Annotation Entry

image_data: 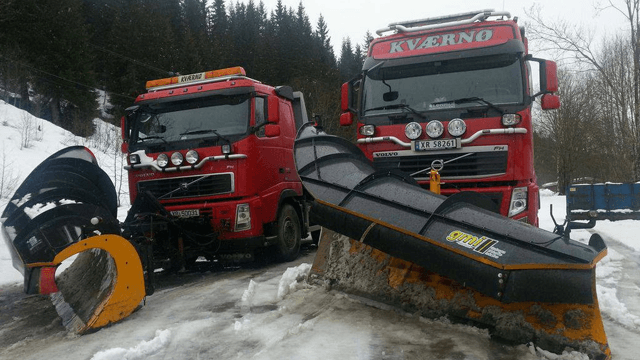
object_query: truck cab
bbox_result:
[121,67,313,268]
[340,10,560,226]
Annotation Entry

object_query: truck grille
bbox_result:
[373,151,508,179]
[137,173,233,200]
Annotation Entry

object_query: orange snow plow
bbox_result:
[295,124,610,359]
[0,147,146,333]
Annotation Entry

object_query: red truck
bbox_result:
[339,10,559,225]
[121,66,316,269]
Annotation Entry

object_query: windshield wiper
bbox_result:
[138,135,167,144]
[180,129,230,144]
[364,103,426,119]
[180,129,218,136]
[431,97,504,115]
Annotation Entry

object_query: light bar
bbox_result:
[146,66,247,89]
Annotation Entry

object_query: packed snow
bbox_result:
[1,101,639,359]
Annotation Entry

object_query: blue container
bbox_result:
[566,183,640,220]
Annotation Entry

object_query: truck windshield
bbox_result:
[362,54,523,121]
[130,93,251,150]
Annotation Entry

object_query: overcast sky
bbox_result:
[258,0,628,59]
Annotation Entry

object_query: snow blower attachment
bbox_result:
[0,147,145,334]
[294,124,610,359]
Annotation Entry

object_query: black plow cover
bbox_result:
[1,146,120,292]
[294,123,607,305]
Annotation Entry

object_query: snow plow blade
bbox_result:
[0,147,145,334]
[294,124,610,359]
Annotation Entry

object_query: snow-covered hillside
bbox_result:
[1,102,639,359]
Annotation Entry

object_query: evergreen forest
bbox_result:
[0,0,369,139]
[7,0,640,188]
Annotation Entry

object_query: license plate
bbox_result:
[171,209,200,218]
[413,138,459,151]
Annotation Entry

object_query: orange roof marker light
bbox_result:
[145,66,247,90]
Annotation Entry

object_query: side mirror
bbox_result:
[268,96,280,124]
[341,82,351,111]
[340,112,354,126]
[341,76,360,113]
[541,94,560,110]
[120,115,129,154]
[121,116,128,141]
[542,60,558,93]
[265,124,280,137]
[527,56,559,96]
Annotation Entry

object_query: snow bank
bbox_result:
[594,248,640,330]
[277,263,311,300]
[90,329,171,360]
[597,285,640,329]
[239,263,312,308]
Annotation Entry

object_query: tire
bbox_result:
[274,204,301,262]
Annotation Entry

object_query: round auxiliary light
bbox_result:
[448,118,467,137]
[171,152,184,166]
[185,150,199,164]
[426,120,444,138]
[404,122,422,140]
[157,153,169,168]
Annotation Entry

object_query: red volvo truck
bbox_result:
[339,10,559,225]
[121,66,316,269]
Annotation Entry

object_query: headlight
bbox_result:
[171,152,184,166]
[447,118,466,137]
[508,187,528,217]
[185,150,199,164]
[404,122,422,140]
[235,203,251,231]
[425,120,444,138]
[360,125,376,136]
[157,153,169,168]
[502,114,522,126]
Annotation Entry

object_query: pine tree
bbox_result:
[103,0,176,115]
[363,31,374,52]
[206,0,229,69]
[10,0,98,132]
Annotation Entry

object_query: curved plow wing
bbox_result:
[1,147,145,333]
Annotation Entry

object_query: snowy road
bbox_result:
[0,242,548,360]
[1,206,640,359]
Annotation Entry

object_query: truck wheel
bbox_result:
[274,204,301,262]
